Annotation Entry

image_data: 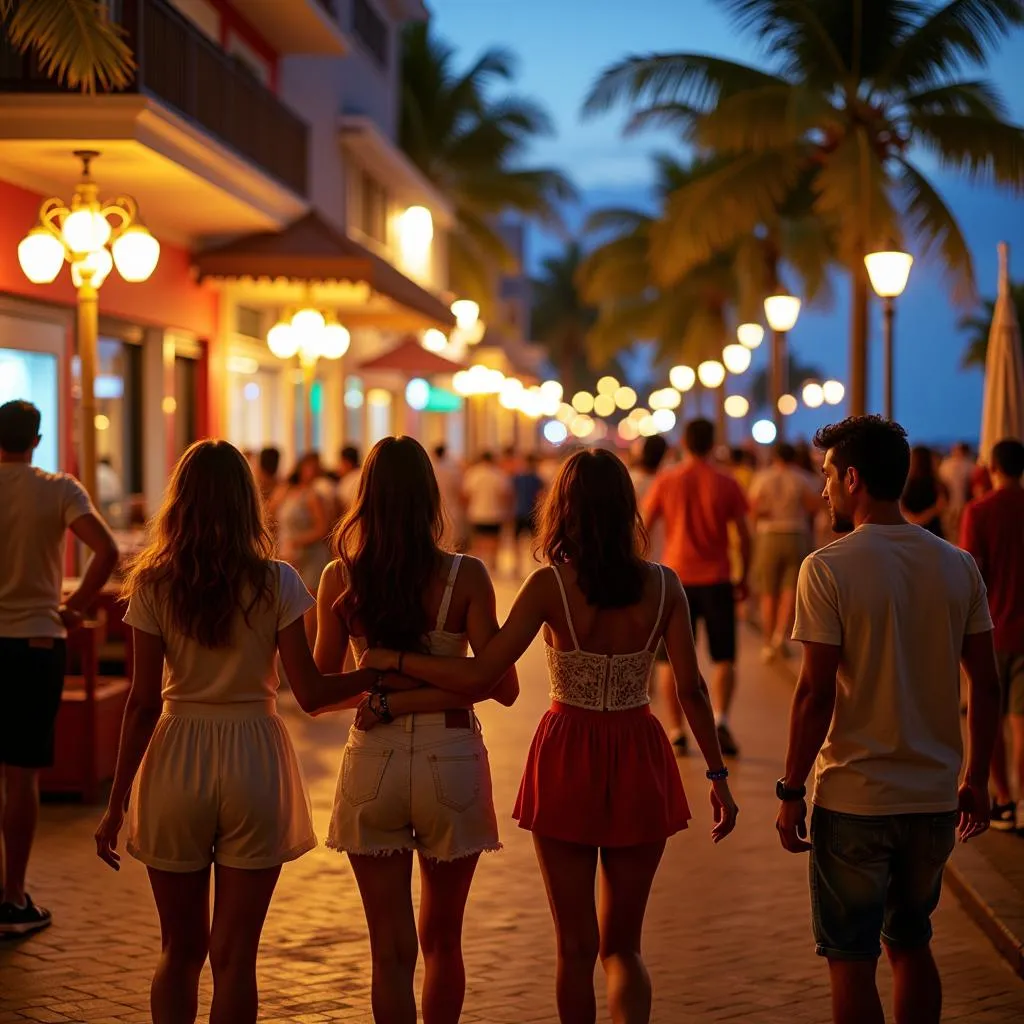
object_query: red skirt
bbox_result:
[513,702,691,847]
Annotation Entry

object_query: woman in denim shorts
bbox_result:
[313,437,518,1023]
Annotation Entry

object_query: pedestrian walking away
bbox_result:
[93,439,384,1024]
[777,416,1002,1024]
[0,400,119,937]
[644,418,751,757]
[462,450,513,573]
[361,447,738,1024]
[313,435,518,1024]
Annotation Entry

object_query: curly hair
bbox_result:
[537,448,649,608]
[331,436,445,652]
[122,440,275,648]
[813,416,910,501]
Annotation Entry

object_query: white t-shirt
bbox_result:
[123,560,314,703]
[463,463,511,525]
[0,463,96,638]
[749,464,819,533]
[793,524,993,815]
[631,468,665,560]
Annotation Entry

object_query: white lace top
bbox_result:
[545,564,667,712]
[348,554,470,663]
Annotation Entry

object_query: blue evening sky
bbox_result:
[429,0,1024,446]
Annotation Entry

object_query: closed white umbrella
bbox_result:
[979,242,1024,465]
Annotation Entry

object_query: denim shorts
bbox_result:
[809,805,958,961]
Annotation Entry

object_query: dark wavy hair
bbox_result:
[331,436,445,651]
[813,416,910,501]
[122,440,274,648]
[538,448,649,609]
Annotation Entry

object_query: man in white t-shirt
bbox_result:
[775,416,1000,1024]
[462,451,511,572]
[0,401,119,936]
[748,442,821,662]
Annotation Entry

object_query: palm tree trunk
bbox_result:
[715,386,727,448]
[849,259,870,416]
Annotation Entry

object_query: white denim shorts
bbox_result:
[326,709,500,861]
[127,700,316,873]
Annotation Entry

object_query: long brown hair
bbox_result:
[122,440,274,647]
[538,448,648,608]
[331,436,444,651]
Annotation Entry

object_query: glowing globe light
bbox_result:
[752,419,777,445]
[451,299,480,330]
[865,249,913,299]
[543,420,568,445]
[17,227,65,283]
[344,386,364,409]
[539,388,561,417]
[638,415,658,437]
[570,414,595,438]
[499,377,524,409]
[422,328,448,352]
[367,388,392,407]
[405,377,430,411]
[697,360,726,389]
[722,344,752,374]
[111,224,160,282]
[802,381,825,409]
[291,307,325,336]
[267,321,299,359]
[596,375,619,396]
[614,385,637,410]
[628,407,650,424]
[764,291,801,333]
[452,370,473,396]
[71,246,113,289]
[593,393,616,417]
[556,402,576,424]
[778,393,798,416]
[822,379,845,405]
[521,387,545,419]
[618,418,639,442]
[319,323,350,360]
[737,323,765,349]
[572,390,595,414]
[669,364,696,391]
[540,380,564,403]
[724,395,750,418]
[62,206,111,254]
[652,408,676,433]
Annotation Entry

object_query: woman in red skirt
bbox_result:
[360,448,739,1023]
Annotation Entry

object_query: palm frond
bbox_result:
[577,234,651,304]
[957,283,1024,368]
[901,79,1009,119]
[582,207,651,236]
[1,0,134,93]
[583,53,785,118]
[909,111,1024,193]
[624,102,701,137]
[896,158,975,304]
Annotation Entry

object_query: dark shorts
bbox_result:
[0,636,67,768]
[997,652,1024,716]
[682,582,736,663]
[471,523,503,538]
[809,805,958,961]
[514,515,537,538]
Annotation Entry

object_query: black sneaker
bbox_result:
[991,802,1017,832]
[716,723,740,758]
[671,734,688,757]
[0,895,52,937]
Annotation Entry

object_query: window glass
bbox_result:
[0,347,59,473]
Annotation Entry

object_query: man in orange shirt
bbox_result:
[645,419,751,755]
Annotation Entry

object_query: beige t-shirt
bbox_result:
[793,523,993,815]
[463,463,511,525]
[749,464,818,533]
[0,463,96,638]
[123,560,314,703]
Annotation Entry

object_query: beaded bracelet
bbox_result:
[706,767,730,781]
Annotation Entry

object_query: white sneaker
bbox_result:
[760,645,776,664]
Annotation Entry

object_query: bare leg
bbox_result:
[760,592,778,647]
[207,864,281,1024]
[776,586,798,646]
[656,664,684,737]
[827,959,884,1024]
[598,842,665,1024]
[2,767,39,906]
[886,944,941,1024]
[711,661,736,720]
[417,853,480,1024]
[991,717,1012,805]
[533,835,600,1024]
[349,852,418,1024]
[147,867,211,1024]
[1010,715,1024,805]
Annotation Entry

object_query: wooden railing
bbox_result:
[0,0,309,197]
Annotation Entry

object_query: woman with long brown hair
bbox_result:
[94,440,385,1024]
[313,436,518,1024]
[362,448,738,1024]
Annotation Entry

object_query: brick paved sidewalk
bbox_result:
[2,582,1023,1022]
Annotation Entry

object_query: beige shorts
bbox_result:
[127,700,316,873]
[327,710,500,861]
[754,531,810,595]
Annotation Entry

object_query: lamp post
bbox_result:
[763,288,801,438]
[864,247,913,420]
[17,151,160,500]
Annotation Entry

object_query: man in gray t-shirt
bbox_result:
[775,416,1000,1024]
[0,401,118,936]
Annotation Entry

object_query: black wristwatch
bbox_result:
[776,778,807,802]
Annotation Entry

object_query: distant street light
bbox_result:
[669,364,696,392]
[865,247,913,420]
[697,360,726,388]
[764,288,802,438]
[722,344,752,374]
[822,379,846,405]
[737,323,765,349]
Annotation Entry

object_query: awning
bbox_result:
[193,212,455,330]
[357,336,466,376]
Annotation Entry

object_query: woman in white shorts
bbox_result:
[94,440,389,1024]
[314,436,518,1024]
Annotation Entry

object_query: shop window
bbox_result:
[228,364,281,455]
[358,169,389,247]
[0,348,59,473]
[235,305,264,340]
[173,356,199,458]
[91,338,143,519]
[352,0,388,69]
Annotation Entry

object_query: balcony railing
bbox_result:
[0,0,309,197]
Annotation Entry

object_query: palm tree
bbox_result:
[400,22,575,312]
[959,281,1024,368]
[0,0,134,92]
[530,242,597,391]
[584,0,1024,415]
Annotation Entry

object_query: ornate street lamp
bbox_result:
[865,247,913,420]
[764,288,801,438]
[18,151,160,500]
